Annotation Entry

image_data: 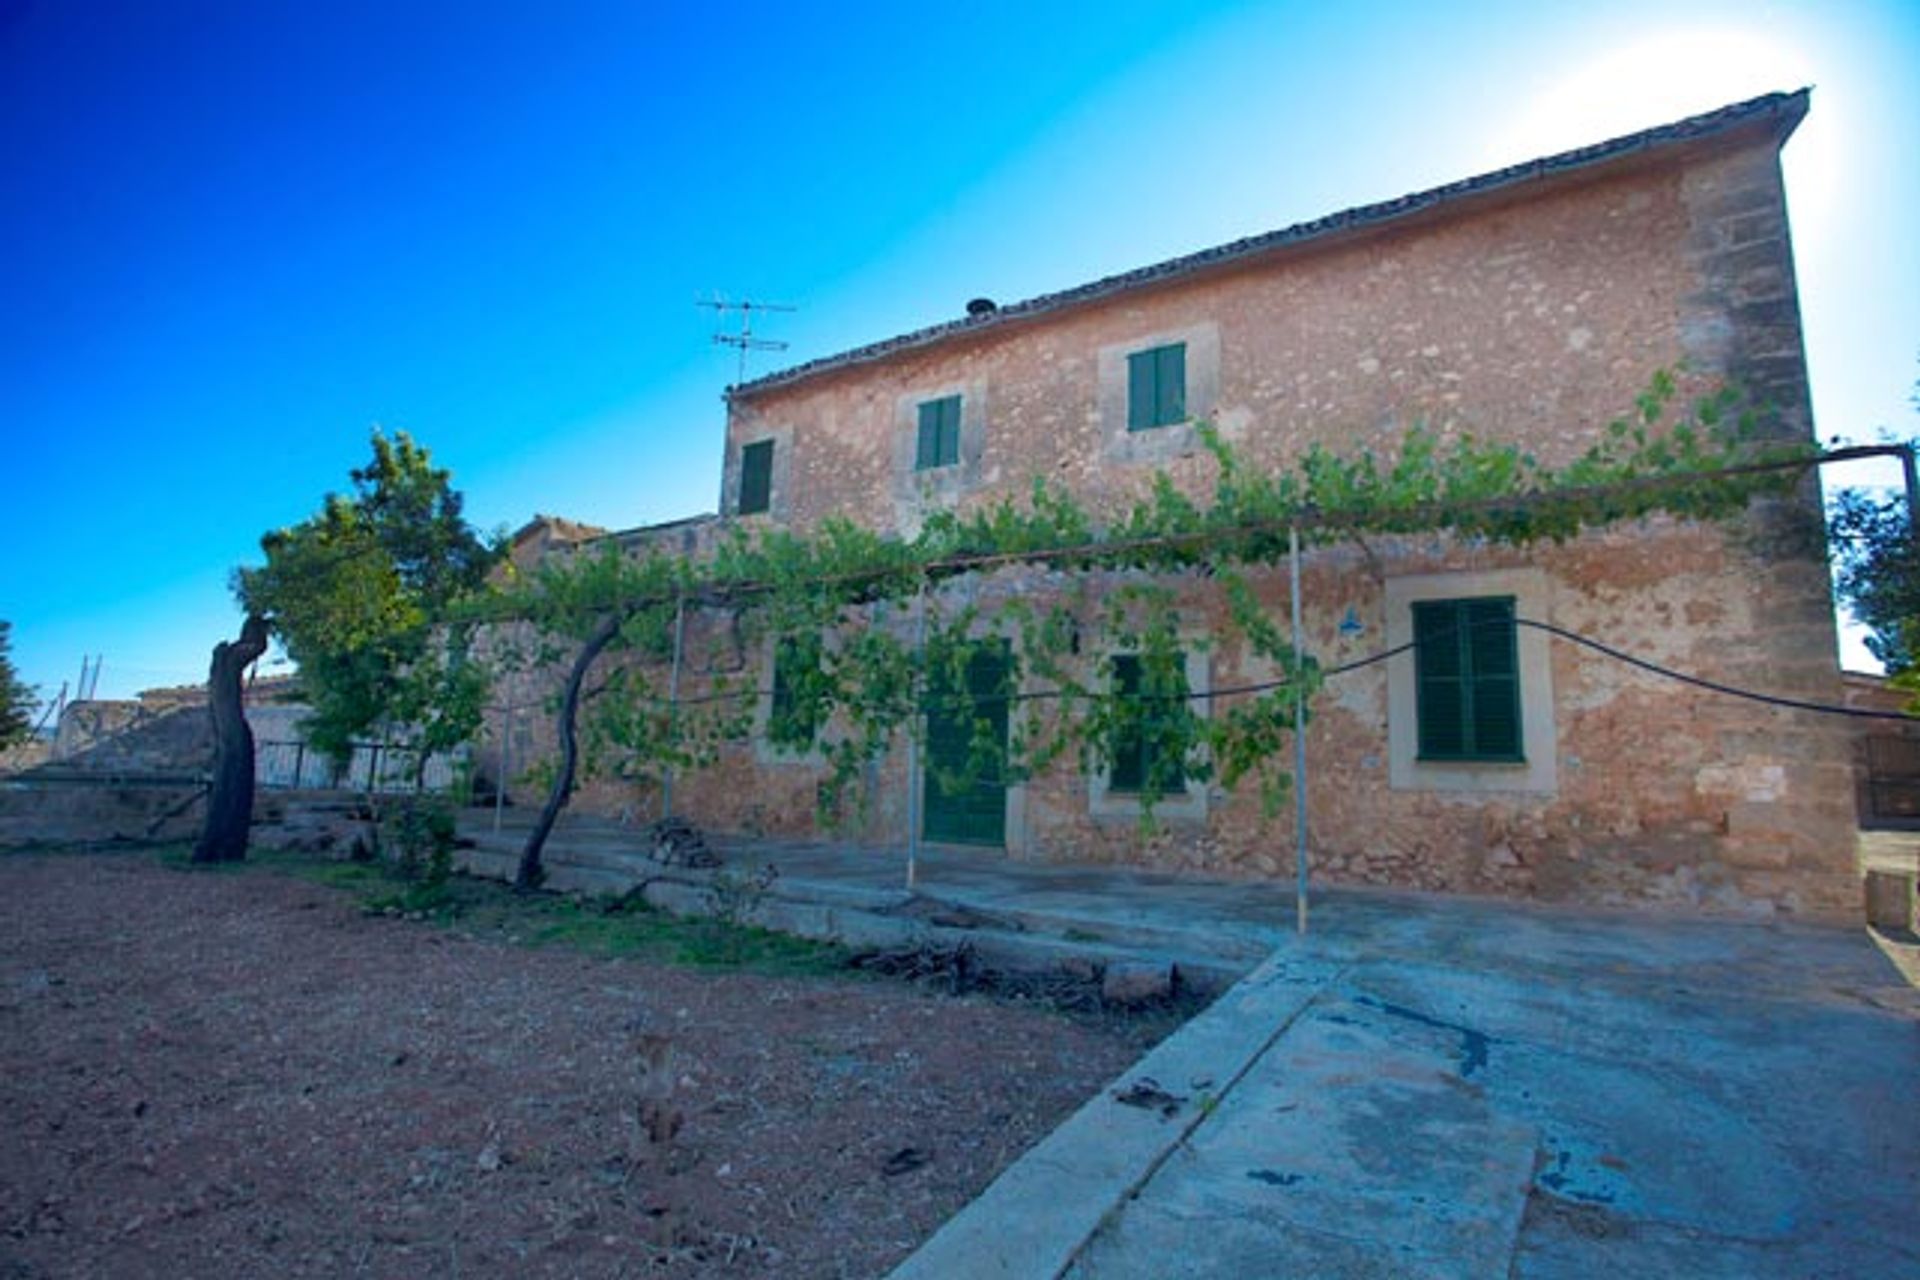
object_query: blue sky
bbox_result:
[3,0,1916,706]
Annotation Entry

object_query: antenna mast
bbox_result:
[698,294,796,385]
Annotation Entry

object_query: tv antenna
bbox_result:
[698,294,796,384]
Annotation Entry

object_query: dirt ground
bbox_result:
[0,850,1165,1279]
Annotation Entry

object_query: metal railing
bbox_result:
[254,739,465,794]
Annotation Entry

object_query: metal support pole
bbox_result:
[493,676,512,835]
[663,597,686,820]
[1290,524,1310,936]
[1902,443,1918,539]
[905,580,928,890]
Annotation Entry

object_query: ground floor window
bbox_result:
[1107,651,1191,793]
[769,633,825,751]
[1385,569,1556,795]
[1412,596,1523,762]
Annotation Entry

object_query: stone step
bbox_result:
[452,840,1249,995]
[461,821,1272,976]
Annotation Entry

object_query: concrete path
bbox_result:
[894,893,1919,1278]
[461,816,1919,1277]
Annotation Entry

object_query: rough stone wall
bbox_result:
[42,699,315,778]
[727,141,1781,533]
[520,124,1849,918]
[50,702,208,772]
[0,779,206,845]
[524,516,1853,917]
[1844,673,1920,833]
[0,740,51,776]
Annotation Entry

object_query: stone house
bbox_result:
[507,90,1854,918]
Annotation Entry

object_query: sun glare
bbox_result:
[1485,28,1818,170]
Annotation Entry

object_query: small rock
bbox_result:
[880,1147,931,1177]
[1486,842,1522,869]
[1111,1078,1185,1117]
[1102,961,1174,1005]
[1055,956,1101,983]
[476,1144,503,1173]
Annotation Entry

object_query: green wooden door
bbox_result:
[923,643,1010,847]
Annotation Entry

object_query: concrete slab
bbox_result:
[886,953,1342,1280]
[1065,995,1537,1279]
[1036,940,1917,1278]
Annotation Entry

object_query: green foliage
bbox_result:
[502,371,1806,827]
[256,846,846,974]
[0,622,38,750]
[379,793,458,890]
[236,431,501,765]
[1827,376,1920,683]
[1830,477,1920,674]
[531,893,849,973]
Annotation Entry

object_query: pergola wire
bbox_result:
[528,442,1905,619]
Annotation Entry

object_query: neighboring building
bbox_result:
[43,675,464,793]
[508,90,1855,918]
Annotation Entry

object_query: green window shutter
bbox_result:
[940,396,961,465]
[917,396,961,470]
[1156,343,1186,425]
[1464,599,1521,758]
[770,633,821,749]
[1128,344,1187,430]
[1108,655,1147,791]
[1413,597,1522,762]
[1108,652,1189,793]
[1413,602,1467,758]
[916,401,940,470]
[739,439,774,515]
[1127,351,1155,431]
[922,642,1012,847]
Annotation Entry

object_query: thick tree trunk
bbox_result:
[193,614,270,863]
[515,610,624,891]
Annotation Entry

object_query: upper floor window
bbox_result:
[738,439,774,515]
[1412,597,1523,762]
[916,395,962,471]
[1127,342,1187,431]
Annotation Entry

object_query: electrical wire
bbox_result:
[1514,619,1916,721]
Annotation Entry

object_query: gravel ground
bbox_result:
[0,850,1162,1279]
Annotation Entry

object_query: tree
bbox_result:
[1828,482,1919,673]
[0,622,39,750]
[194,614,270,862]
[490,541,688,890]
[1827,376,1920,679]
[236,430,499,790]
